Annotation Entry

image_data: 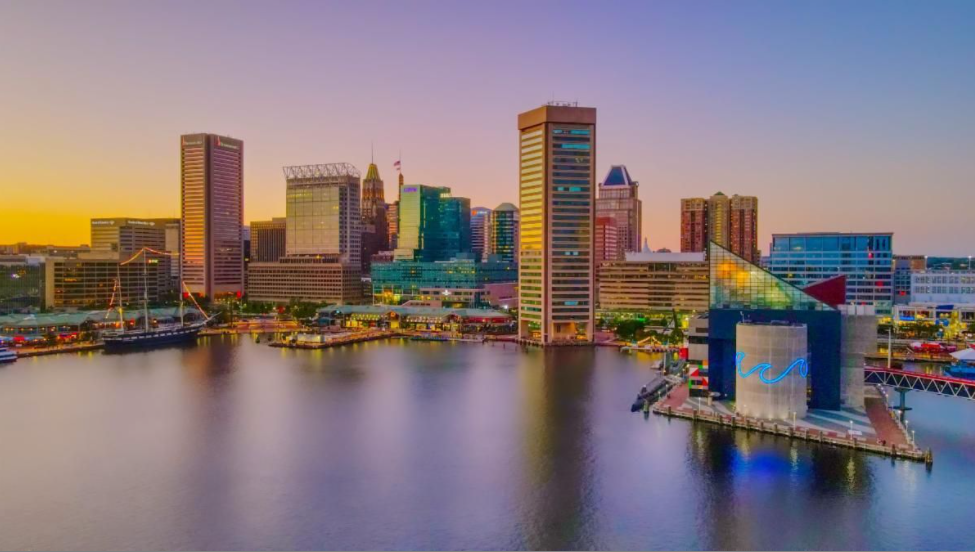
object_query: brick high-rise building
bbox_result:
[729,194,759,263]
[681,192,758,261]
[680,198,708,253]
[180,133,244,298]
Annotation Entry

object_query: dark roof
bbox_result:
[601,165,636,187]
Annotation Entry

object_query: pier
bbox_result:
[652,384,931,464]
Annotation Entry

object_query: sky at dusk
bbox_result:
[1,1,973,255]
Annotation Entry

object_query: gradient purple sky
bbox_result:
[1,1,973,255]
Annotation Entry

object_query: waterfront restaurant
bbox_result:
[318,305,513,333]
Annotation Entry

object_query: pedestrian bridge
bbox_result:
[865,367,975,400]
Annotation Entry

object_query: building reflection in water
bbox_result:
[687,423,874,549]
[515,347,598,550]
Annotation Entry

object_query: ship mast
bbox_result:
[116,260,125,333]
[142,248,150,332]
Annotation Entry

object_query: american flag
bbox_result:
[393,160,401,171]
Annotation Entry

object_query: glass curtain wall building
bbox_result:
[488,203,519,264]
[708,242,843,409]
[284,163,362,267]
[372,259,516,305]
[767,232,893,314]
[517,103,596,344]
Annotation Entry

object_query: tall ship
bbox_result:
[102,248,210,352]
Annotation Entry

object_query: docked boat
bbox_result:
[103,321,206,351]
[0,347,17,364]
[946,348,975,379]
[102,247,210,353]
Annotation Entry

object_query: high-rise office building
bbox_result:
[595,165,642,253]
[729,194,759,263]
[767,232,894,314]
[361,162,389,273]
[680,198,708,253]
[387,201,399,250]
[90,218,167,256]
[180,133,244,298]
[597,251,709,313]
[470,207,491,261]
[250,218,287,262]
[440,195,471,260]
[680,192,758,261]
[517,102,596,344]
[488,203,519,264]
[394,184,444,262]
[393,184,471,262]
[284,163,362,267]
[707,192,730,249]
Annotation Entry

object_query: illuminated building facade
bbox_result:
[767,232,893,314]
[284,163,362,267]
[371,259,516,305]
[735,322,809,420]
[180,133,244,298]
[45,256,168,309]
[595,165,641,253]
[708,242,843,409]
[517,103,596,344]
[597,252,708,313]
[245,255,362,305]
[250,218,287,263]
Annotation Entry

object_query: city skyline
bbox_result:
[1,1,974,256]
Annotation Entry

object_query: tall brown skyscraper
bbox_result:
[680,192,758,262]
[517,102,596,345]
[680,198,708,253]
[180,133,244,298]
[729,194,759,263]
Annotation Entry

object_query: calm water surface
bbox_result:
[1,336,973,550]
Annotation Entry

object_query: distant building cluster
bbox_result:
[1,101,971,351]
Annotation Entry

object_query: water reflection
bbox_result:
[0,338,971,550]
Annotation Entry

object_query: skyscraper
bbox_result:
[470,206,491,261]
[729,194,759,263]
[595,165,642,253]
[387,201,399,250]
[708,192,730,248]
[393,184,471,262]
[284,163,362,267]
[680,198,708,253]
[517,102,596,344]
[360,162,389,273]
[680,192,758,261]
[488,203,519,264]
[180,133,244,298]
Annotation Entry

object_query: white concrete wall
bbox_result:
[736,323,808,421]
